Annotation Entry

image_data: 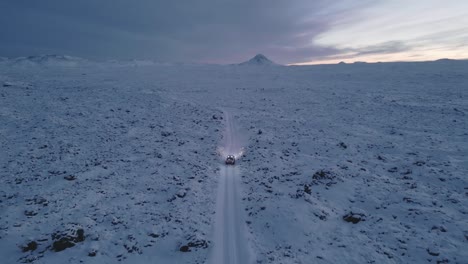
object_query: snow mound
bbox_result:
[10,55,89,67]
[239,54,277,66]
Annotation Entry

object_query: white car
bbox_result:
[225,155,235,165]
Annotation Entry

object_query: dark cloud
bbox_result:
[351,41,411,56]
[291,41,410,62]
[291,41,413,63]
[0,0,366,64]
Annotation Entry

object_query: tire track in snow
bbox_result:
[210,111,251,264]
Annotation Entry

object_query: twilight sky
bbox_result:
[1,0,467,64]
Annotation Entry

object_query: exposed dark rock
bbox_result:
[124,243,141,254]
[431,226,447,232]
[76,229,84,241]
[148,233,159,238]
[161,131,172,137]
[176,189,186,198]
[187,239,208,249]
[403,197,414,203]
[33,196,48,206]
[292,188,305,199]
[401,169,412,175]
[64,175,76,181]
[311,170,337,186]
[21,241,38,252]
[343,212,366,224]
[426,248,440,256]
[314,211,328,221]
[52,238,75,252]
[180,245,190,252]
[312,170,334,180]
[24,210,38,217]
[180,238,208,252]
[88,249,97,257]
[51,225,85,252]
[337,142,347,149]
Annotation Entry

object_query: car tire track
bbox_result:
[209,111,251,264]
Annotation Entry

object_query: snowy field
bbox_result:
[0,56,467,263]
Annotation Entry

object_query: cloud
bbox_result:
[291,41,411,63]
[1,1,466,64]
[301,27,468,64]
[350,41,411,56]
[299,0,468,64]
[0,0,369,64]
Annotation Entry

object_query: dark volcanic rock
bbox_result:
[64,175,76,181]
[311,170,337,186]
[161,131,172,137]
[24,210,38,217]
[180,245,190,252]
[53,238,75,252]
[179,238,208,253]
[343,212,366,224]
[427,248,440,256]
[21,241,38,252]
[51,225,85,252]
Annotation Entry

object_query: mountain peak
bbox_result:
[240,54,276,66]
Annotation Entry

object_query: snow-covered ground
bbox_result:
[1,57,467,263]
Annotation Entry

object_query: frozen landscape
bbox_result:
[0,55,467,263]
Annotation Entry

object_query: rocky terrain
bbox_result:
[1,57,467,263]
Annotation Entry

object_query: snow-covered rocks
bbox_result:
[51,224,85,252]
[342,212,366,224]
[0,58,467,263]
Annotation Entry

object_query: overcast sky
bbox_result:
[1,0,467,64]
